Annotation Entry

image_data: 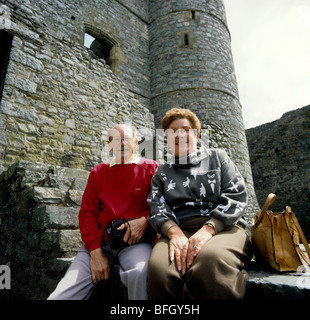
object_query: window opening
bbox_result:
[191,10,196,20]
[84,32,112,66]
[0,31,13,102]
[184,33,189,46]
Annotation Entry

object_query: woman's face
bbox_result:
[166,118,199,158]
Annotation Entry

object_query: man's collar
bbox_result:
[109,154,141,167]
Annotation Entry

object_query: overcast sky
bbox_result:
[224,0,310,129]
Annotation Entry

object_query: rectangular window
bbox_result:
[184,33,189,46]
[0,31,13,102]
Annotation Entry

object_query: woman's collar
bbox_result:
[169,148,207,166]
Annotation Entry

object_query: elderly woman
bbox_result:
[147,108,252,299]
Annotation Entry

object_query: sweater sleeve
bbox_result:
[147,167,179,234]
[78,169,103,252]
[208,150,248,232]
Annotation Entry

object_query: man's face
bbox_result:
[108,125,138,163]
[166,118,199,158]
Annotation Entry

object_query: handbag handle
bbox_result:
[253,193,277,228]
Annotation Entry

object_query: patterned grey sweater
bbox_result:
[147,148,248,234]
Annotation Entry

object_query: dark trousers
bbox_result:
[147,217,252,299]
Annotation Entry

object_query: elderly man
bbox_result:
[48,124,158,300]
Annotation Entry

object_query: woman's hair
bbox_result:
[161,108,201,135]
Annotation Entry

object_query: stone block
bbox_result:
[40,230,60,251]
[47,174,74,190]
[21,186,66,204]
[68,190,84,206]
[53,166,89,180]
[59,230,82,252]
[47,174,88,191]
[6,75,37,93]
[10,48,43,71]
[27,231,40,248]
[15,245,30,264]
[72,177,88,191]
[2,160,51,181]
[21,171,47,188]
[32,205,79,230]
[40,230,82,252]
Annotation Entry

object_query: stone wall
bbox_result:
[246,105,310,240]
[0,1,154,173]
[0,160,88,299]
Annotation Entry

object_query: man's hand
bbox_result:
[117,216,149,245]
[90,248,110,284]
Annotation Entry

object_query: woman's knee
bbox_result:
[147,244,168,279]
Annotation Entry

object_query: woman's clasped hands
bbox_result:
[167,224,215,275]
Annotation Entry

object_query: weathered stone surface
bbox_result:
[0,160,86,299]
[68,190,84,206]
[41,230,82,252]
[32,206,79,229]
[21,186,66,204]
[59,230,83,252]
[21,171,48,189]
[53,166,90,180]
[245,257,310,300]
[246,105,310,240]
[1,160,51,182]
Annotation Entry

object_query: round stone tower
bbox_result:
[149,0,259,218]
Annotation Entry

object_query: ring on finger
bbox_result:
[194,245,198,249]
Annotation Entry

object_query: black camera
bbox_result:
[106,219,130,249]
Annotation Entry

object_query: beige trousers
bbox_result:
[147,218,252,300]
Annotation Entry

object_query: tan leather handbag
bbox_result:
[252,193,310,272]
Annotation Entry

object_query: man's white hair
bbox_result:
[108,123,138,141]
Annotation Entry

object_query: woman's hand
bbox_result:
[117,216,149,245]
[167,224,215,274]
[186,225,215,268]
[167,226,189,275]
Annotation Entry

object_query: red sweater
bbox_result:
[79,158,158,252]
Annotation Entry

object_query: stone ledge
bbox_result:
[89,258,310,301]
[245,258,310,300]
